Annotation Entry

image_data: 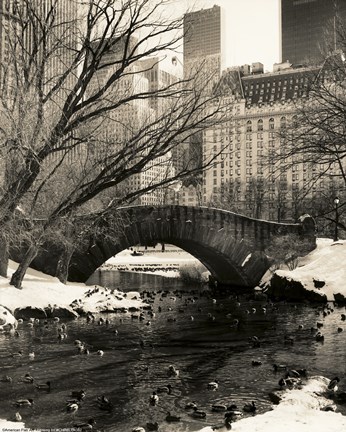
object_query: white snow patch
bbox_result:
[0,419,25,430]
[241,253,252,267]
[269,238,346,301]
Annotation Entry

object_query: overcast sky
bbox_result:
[165,0,280,72]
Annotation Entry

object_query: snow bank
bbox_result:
[0,418,25,430]
[264,238,346,302]
[0,260,145,316]
[199,376,346,432]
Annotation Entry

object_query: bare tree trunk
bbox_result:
[0,233,8,278]
[55,245,74,284]
[10,245,38,289]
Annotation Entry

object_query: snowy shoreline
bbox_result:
[198,376,346,432]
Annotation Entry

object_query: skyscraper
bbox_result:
[183,4,222,85]
[281,0,346,65]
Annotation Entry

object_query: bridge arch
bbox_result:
[66,206,316,288]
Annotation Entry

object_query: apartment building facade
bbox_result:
[202,62,338,222]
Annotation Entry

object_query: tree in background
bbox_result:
[0,0,231,287]
[274,17,346,234]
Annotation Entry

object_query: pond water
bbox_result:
[1,270,346,432]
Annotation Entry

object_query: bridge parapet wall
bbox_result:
[16,206,316,288]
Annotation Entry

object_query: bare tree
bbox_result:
[0,0,231,286]
[273,17,346,231]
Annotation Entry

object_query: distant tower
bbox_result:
[281,0,346,65]
[183,4,222,88]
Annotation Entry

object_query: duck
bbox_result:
[146,421,159,431]
[12,350,23,358]
[243,401,257,413]
[286,369,301,378]
[231,319,239,328]
[97,395,113,411]
[53,317,60,322]
[191,406,206,418]
[212,418,233,431]
[23,373,34,384]
[327,377,340,391]
[185,401,198,410]
[66,401,80,412]
[15,398,34,407]
[167,365,179,377]
[156,384,172,394]
[225,406,243,419]
[273,364,287,372]
[132,428,146,432]
[165,412,181,422]
[207,380,219,391]
[28,352,35,360]
[295,368,308,377]
[284,377,301,388]
[97,350,104,356]
[1,375,13,383]
[73,419,96,431]
[150,391,159,406]
[252,360,262,366]
[70,390,86,400]
[315,331,324,342]
[211,404,227,412]
[14,412,22,422]
[249,336,260,347]
[35,381,51,391]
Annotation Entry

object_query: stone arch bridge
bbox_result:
[26,205,316,289]
[56,205,316,289]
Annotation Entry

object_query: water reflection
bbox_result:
[0,270,345,431]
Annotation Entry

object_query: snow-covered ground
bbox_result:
[262,238,346,301]
[0,260,145,326]
[103,247,200,278]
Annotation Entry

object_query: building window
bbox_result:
[280,116,286,129]
[257,119,263,131]
[269,118,274,129]
[246,120,252,132]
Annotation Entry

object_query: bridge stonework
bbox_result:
[66,206,316,288]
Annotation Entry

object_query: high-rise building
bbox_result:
[281,0,346,65]
[86,43,177,206]
[183,4,222,87]
[181,5,222,179]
